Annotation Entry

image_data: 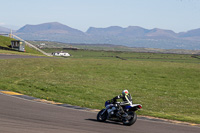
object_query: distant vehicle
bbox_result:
[52,51,70,57]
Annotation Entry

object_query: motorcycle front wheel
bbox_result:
[97,109,107,122]
[122,111,137,126]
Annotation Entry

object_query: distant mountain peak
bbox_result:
[145,28,177,38]
[179,28,200,37]
[16,22,84,35]
[86,26,124,36]
[127,26,145,29]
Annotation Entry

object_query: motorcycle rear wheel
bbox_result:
[122,111,137,126]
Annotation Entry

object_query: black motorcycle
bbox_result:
[97,101,142,126]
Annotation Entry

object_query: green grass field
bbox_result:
[44,48,200,63]
[0,49,200,124]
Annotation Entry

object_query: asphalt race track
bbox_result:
[0,93,199,133]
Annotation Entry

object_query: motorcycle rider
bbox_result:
[110,90,133,117]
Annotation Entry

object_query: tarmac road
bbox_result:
[0,93,199,133]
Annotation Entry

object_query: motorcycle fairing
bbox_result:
[124,104,142,109]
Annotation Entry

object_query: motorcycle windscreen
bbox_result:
[105,101,110,107]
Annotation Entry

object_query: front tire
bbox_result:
[122,111,137,126]
[97,109,107,122]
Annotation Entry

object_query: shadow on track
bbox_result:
[85,119,124,126]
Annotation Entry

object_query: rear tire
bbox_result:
[97,109,107,122]
[122,111,137,126]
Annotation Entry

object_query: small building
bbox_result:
[11,40,25,52]
[52,51,70,57]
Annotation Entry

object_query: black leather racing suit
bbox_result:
[111,94,133,115]
[112,94,133,105]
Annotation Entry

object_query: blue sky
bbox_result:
[1,0,200,33]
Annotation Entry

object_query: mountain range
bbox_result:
[1,22,200,50]
[0,26,11,33]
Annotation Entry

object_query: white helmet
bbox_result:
[122,90,129,95]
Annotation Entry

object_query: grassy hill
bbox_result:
[0,35,44,55]
[0,35,15,49]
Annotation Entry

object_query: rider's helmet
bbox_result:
[122,90,129,96]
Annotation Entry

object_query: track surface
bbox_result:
[0,93,199,133]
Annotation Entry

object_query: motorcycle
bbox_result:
[97,101,142,126]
